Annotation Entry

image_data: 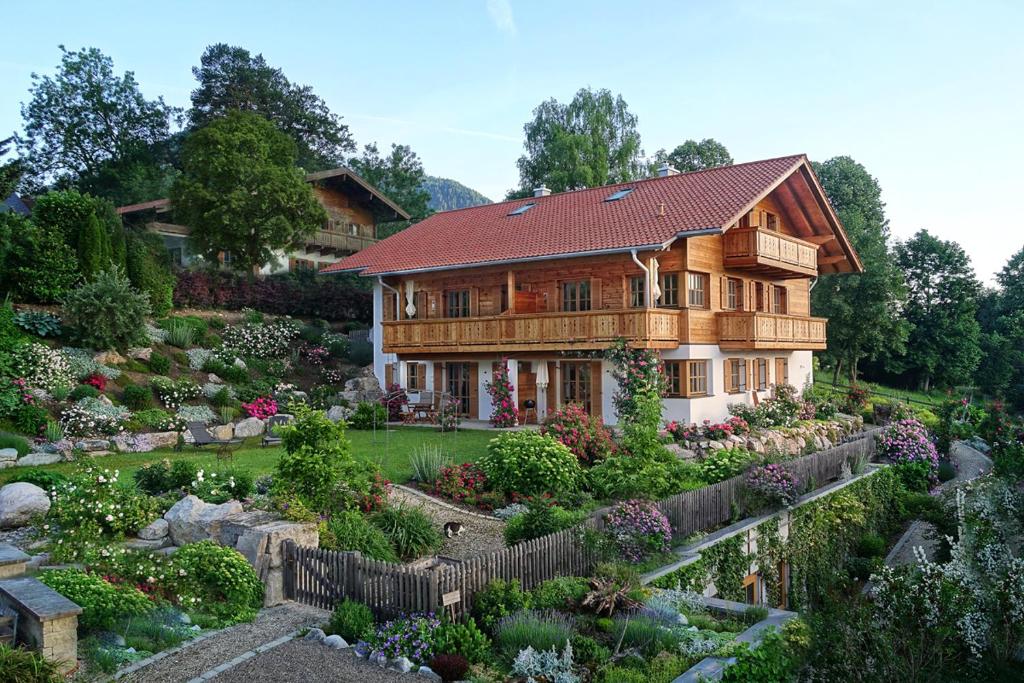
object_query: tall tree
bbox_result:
[996,246,1024,314]
[348,142,432,237]
[811,156,909,383]
[189,44,355,171]
[651,138,733,173]
[893,230,982,390]
[17,46,177,191]
[171,111,327,274]
[513,88,643,197]
[0,137,22,199]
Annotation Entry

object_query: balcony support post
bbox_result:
[506,271,516,314]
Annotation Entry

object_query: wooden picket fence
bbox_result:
[284,427,881,617]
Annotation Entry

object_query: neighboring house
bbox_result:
[323,155,862,425]
[116,168,409,274]
[1,192,30,216]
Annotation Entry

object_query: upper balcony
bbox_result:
[381,309,682,354]
[723,227,819,277]
[717,311,827,350]
[305,230,377,256]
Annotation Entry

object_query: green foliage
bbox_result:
[39,568,152,630]
[62,268,150,349]
[694,448,755,484]
[349,142,432,223]
[326,599,374,642]
[321,510,399,561]
[433,618,492,664]
[721,620,808,683]
[171,110,327,273]
[494,609,577,662]
[479,431,582,496]
[589,450,701,500]
[607,340,666,459]
[0,642,61,682]
[171,541,264,626]
[614,614,679,657]
[504,500,585,544]
[77,213,108,279]
[651,138,733,173]
[531,576,590,610]
[69,384,100,401]
[125,231,174,316]
[147,352,170,375]
[4,221,80,303]
[348,401,388,429]
[569,634,610,666]
[122,384,154,410]
[473,579,530,634]
[409,444,452,485]
[12,310,62,338]
[0,431,31,457]
[370,503,443,560]
[274,406,350,511]
[164,318,197,348]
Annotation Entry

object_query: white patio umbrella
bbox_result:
[536,361,549,389]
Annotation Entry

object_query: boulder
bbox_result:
[125,536,171,551]
[0,483,51,529]
[75,439,111,452]
[97,395,114,407]
[340,375,383,404]
[0,448,18,462]
[93,351,127,366]
[148,431,182,449]
[233,519,319,606]
[323,634,348,649]
[128,347,152,362]
[391,656,414,672]
[138,518,169,540]
[164,495,244,546]
[418,666,443,682]
[233,418,265,438]
[233,358,247,370]
[211,425,234,441]
[304,628,326,642]
[326,405,351,423]
[207,373,223,384]
[17,453,61,467]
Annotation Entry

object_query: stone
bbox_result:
[0,483,51,529]
[708,440,725,451]
[27,552,50,569]
[163,495,244,546]
[29,388,51,402]
[211,425,234,441]
[372,652,388,667]
[233,519,318,607]
[323,634,348,649]
[0,462,13,470]
[125,537,171,551]
[148,431,182,449]
[340,374,383,404]
[138,518,169,540]
[304,628,326,642]
[418,666,443,682]
[326,405,351,423]
[128,347,152,361]
[75,439,110,452]
[391,656,414,672]
[233,417,265,438]
[97,395,114,407]
[207,373,223,384]
[0,448,17,461]
[157,546,178,556]
[93,350,127,365]
[233,358,247,370]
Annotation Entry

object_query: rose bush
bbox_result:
[541,403,615,465]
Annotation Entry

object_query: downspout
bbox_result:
[809,276,818,292]
[630,249,651,307]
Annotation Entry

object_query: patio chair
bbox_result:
[187,422,243,449]
[262,414,293,447]
[410,391,436,422]
[0,603,18,645]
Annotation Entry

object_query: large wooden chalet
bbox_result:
[324,155,861,425]
[117,168,409,274]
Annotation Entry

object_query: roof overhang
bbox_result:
[305,167,410,220]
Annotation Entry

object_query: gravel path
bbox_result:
[119,603,328,683]
[211,640,409,683]
[388,486,506,561]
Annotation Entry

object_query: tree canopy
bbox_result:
[512,88,644,197]
[348,142,432,221]
[651,138,733,173]
[171,111,327,274]
[17,46,178,193]
[189,44,355,171]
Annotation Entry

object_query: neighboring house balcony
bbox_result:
[305,230,377,256]
[381,309,682,355]
[723,227,820,277]
[717,311,827,350]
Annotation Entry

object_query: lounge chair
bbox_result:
[262,414,293,447]
[187,422,242,449]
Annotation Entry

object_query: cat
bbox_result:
[443,521,464,538]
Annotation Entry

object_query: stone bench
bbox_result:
[0,544,29,579]
[0,577,82,673]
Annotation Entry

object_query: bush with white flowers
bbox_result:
[151,376,202,409]
[61,397,131,436]
[12,342,74,391]
[221,318,299,359]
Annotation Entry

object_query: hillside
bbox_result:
[421,175,492,212]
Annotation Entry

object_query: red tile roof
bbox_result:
[323,155,807,276]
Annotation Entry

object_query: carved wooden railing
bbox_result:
[717,311,827,349]
[306,230,377,254]
[723,228,818,275]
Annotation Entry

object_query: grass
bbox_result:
[814,377,947,408]
[0,426,495,486]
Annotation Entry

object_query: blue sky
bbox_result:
[1,1,1021,283]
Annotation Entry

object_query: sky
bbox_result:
[1,0,1021,284]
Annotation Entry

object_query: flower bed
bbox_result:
[669,414,864,459]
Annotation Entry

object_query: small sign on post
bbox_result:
[442,590,461,621]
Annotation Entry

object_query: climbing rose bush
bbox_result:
[486,359,519,427]
[541,402,615,465]
[746,463,800,507]
[604,499,672,561]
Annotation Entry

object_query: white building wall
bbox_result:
[371,281,393,387]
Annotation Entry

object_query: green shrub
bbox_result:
[472,579,530,634]
[13,310,62,338]
[937,460,957,483]
[39,569,152,629]
[371,504,443,560]
[0,431,31,457]
[614,614,678,657]
[694,448,755,484]
[348,401,388,429]
[130,408,182,431]
[148,352,171,375]
[5,221,80,303]
[69,383,100,401]
[479,431,582,496]
[504,501,585,545]
[433,618,492,664]
[531,576,590,610]
[12,403,48,436]
[721,621,807,683]
[857,533,886,558]
[322,510,398,562]
[171,541,264,626]
[326,599,375,641]
[122,384,154,410]
[494,609,576,661]
[590,451,702,499]
[164,318,196,348]
[7,468,68,491]
[125,231,174,316]
[0,642,62,682]
[273,407,350,511]
[62,268,150,350]
[570,634,610,666]
[409,445,452,485]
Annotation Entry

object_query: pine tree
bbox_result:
[77,213,106,279]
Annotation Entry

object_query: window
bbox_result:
[766,213,779,231]
[290,258,315,271]
[507,203,535,216]
[743,573,761,605]
[776,562,790,609]
[446,289,471,318]
[604,188,634,202]
[221,251,233,266]
[168,247,183,267]
[349,223,359,236]
[659,273,679,307]
[727,358,747,393]
[561,362,592,413]
[773,286,788,314]
[687,272,708,308]
[755,358,768,390]
[775,357,789,386]
[629,276,645,308]
[664,362,682,397]
[407,363,424,392]
[562,280,591,312]
[665,360,709,397]
[688,360,709,396]
[725,277,742,310]
[447,363,472,415]
[754,282,767,312]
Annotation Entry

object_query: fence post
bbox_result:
[283,539,295,601]
[428,566,440,614]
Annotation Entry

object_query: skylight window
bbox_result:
[507,203,536,216]
[605,188,635,202]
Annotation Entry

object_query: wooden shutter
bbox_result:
[748,209,761,229]
[720,276,729,310]
[590,278,602,310]
[433,362,443,394]
[384,364,393,388]
[468,363,479,419]
[470,287,480,317]
[725,360,734,393]
[590,361,603,419]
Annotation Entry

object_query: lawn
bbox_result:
[814,377,949,409]
[0,426,496,486]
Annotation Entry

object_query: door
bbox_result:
[517,361,538,423]
[561,361,593,413]
[447,363,472,416]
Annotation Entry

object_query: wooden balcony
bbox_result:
[382,309,682,354]
[717,312,827,350]
[305,230,377,256]
[723,227,819,277]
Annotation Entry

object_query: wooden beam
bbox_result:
[804,235,836,245]
[780,178,821,238]
[507,271,516,314]
[819,254,847,266]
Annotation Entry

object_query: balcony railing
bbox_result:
[723,227,818,276]
[382,309,682,354]
[717,312,827,350]
[305,230,377,254]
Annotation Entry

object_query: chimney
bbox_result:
[656,163,679,178]
[533,185,551,197]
